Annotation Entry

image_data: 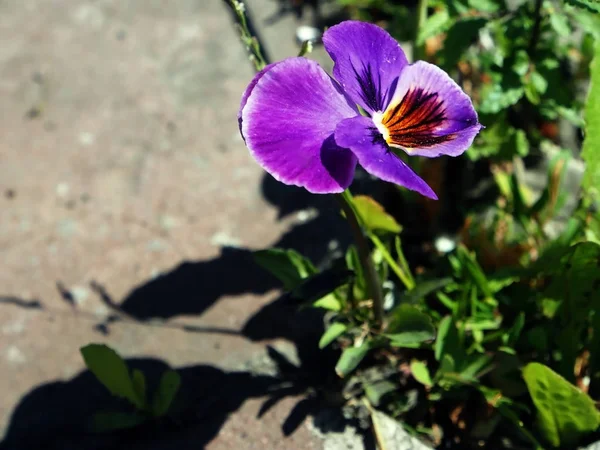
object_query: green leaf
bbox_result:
[568,5,600,38]
[512,50,530,77]
[460,354,493,380]
[80,344,143,410]
[312,295,342,311]
[385,304,435,347]
[503,312,525,348]
[582,40,600,194]
[565,0,600,13]
[550,13,571,37]
[253,248,316,290]
[457,245,493,298]
[365,380,397,407]
[435,354,458,388]
[530,71,548,94]
[291,268,353,305]
[441,18,487,69]
[523,362,600,447]
[524,81,541,104]
[417,10,453,45]
[335,341,371,378]
[151,369,181,417]
[351,195,402,234]
[91,412,146,433]
[411,360,433,387]
[514,129,530,157]
[319,323,348,349]
[396,277,452,304]
[479,85,524,114]
[435,316,463,365]
[468,0,501,13]
[131,369,147,410]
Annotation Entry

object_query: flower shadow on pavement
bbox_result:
[0,179,379,450]
[0,334,366,450]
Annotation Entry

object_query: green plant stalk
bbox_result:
[337,190,385,328]
[229,0,268,71]
[395,237,414,286]
[369,233,415,290]
[413,0,428,61]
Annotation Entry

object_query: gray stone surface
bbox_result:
[0,0,337,448]
[371,410,433,450]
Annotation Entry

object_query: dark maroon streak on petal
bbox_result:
[383,87,455,148]
[380,61,483,157]
[323,21,408,114]
[351,62,398,113]
[335,116,438,199]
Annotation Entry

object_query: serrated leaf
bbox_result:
[468,0,501,13]
[385,304,435,347]
[479,85,524,114]
[411,360,433,387]
[351,196,402,234]
[565,0,600,13]
[91,412,146,433]
[253,248,316,290]
[152,369,181,417]
[80,344,143,409]
[319,323,348,349]
[335,341,371,378]
[582,41,600,193]
[523,362,600,447]
[568,5,600,38]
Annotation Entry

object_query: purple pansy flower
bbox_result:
[238,21,483,199]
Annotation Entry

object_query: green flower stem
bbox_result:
[395,236,415,287]
[229,0,268,71]
[413,0,428,61]
[369,233,415,290]
[337,190,385,328]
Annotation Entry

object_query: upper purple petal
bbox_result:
[380,61,483,158]
[335,116,437,199]
[240,57,359,194]
[323,21,409,114]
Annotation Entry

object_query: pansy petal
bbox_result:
[335,116,437,199]
[376,61,482,158]
[241,57,358,194]
[323,21,409,114]
[238,62,279,135]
